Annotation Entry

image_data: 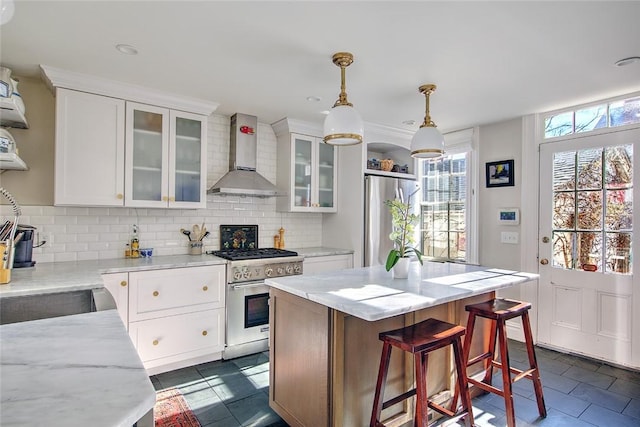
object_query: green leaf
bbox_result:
[385,250,400,271]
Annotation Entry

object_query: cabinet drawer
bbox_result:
[129,265,225,321]
[129,309,224,363]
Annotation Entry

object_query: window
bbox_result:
[420,152,468,261]
[544,95,640,139]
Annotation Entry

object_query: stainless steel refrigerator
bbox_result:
[364,174,420,267]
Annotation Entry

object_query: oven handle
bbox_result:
[230,281,268,290]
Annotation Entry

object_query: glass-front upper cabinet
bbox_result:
[288,133,337,212]
[125,103,207,208]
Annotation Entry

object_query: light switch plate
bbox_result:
[501,231,519,244]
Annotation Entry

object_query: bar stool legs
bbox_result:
[453,298,546,427]
[370,318,474,427]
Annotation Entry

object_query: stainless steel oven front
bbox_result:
[223,257,303,360]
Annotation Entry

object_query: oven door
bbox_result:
[226,280,270,347]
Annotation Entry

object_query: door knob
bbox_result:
[540,258,549,265]
[542,236,550,243]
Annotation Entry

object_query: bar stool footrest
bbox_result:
[381,389,417,411]
[468,377,506,397]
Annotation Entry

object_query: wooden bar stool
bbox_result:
[453,298,546,427]
[370,318,474,427]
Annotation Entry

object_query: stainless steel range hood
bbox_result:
[208,113,278,198]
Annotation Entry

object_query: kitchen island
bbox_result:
[266,261,538,427]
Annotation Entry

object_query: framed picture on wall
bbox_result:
[486,159,514,188]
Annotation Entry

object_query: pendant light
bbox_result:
[410,84,445,158]
[323,52,364,146]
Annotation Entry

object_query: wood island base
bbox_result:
[269,288,494,427]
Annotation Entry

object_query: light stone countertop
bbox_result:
[0,254,228,298]
[266,261,538,321]
[0,310,156,427]
[0,249,352,299]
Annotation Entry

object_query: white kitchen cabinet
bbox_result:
[125,103,207,209]
[42,65,217,208]
[303,253,353,275]
[273,118,337,213]
[102,272,129,327]
[54,88,126,206]
[127,265,225,374]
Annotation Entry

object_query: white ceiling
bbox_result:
[2,1,639,135]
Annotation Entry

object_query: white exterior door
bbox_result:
[538,127,640,368]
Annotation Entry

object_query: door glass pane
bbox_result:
[606,232,631,274]
[605,145,633,188]
[577,148,602,190]
[294,138,312,207]
[132,110,163,201]
[317,143,334,208]
[577,190,602,230]
[553,151,576,191]
[552,231,574,269]
[553,192,575,229]
[606,189,632,230]
[577,231,602,271]
[174,117,202,203]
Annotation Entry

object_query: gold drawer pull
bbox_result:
[153,339,159,346]
[120,280,127,287]
[153,291,159,297]
[202,330,208,336]
[117,193,123,200]
[202,285,208,291]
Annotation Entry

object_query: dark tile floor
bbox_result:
[150,341,640,427]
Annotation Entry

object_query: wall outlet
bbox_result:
[501,231,519,244]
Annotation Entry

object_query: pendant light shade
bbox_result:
[410,84,444,158]
[323,52,363,146]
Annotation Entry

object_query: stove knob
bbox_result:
[277,266,284,275]
[285,265,293,274]
[242,266,251,279]
[233,269,242,281]
[265,267,273,277]
[293,264,302,274]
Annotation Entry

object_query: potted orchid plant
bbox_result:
[384,191,423,277]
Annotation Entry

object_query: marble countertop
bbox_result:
[0,309,156,427]
[266,261,538,321]
[0,248,352,299]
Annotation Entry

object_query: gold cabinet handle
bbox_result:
[153,291,159,297]
[202,330,208,336]
[169,197,175,202]
[153,339,159,346]
[540,259,549,265]
[202,285,208,291]
[120,280,127,287]
[117,194,124,200]
[162,196,168,201]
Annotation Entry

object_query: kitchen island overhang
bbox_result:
[266,261,539,427]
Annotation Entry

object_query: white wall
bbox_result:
[478,118,523,270]
[0,78,323,264]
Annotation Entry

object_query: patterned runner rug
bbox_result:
[154,388,201,427]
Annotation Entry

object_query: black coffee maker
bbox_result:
[14,225,41,268]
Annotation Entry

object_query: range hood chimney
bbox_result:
[208,113,278,198]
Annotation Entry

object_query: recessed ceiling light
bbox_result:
[614,56,640,67]
[321,110,331,115]
[306,96,321,102]
[116,44,138,55]
[402,120,416,126]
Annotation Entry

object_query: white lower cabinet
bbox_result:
[102,264,226,375]
[303,253,353,275]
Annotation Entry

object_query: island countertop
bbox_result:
[265,261,538,321]
[0,309,156,427]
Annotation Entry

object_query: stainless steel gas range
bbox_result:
[208,225,303,360]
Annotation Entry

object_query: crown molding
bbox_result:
[271,117,323,138]
[40,65,219,116]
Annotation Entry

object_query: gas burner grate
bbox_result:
[207,248,299,261]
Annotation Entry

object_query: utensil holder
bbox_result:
[189,241,203,255]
